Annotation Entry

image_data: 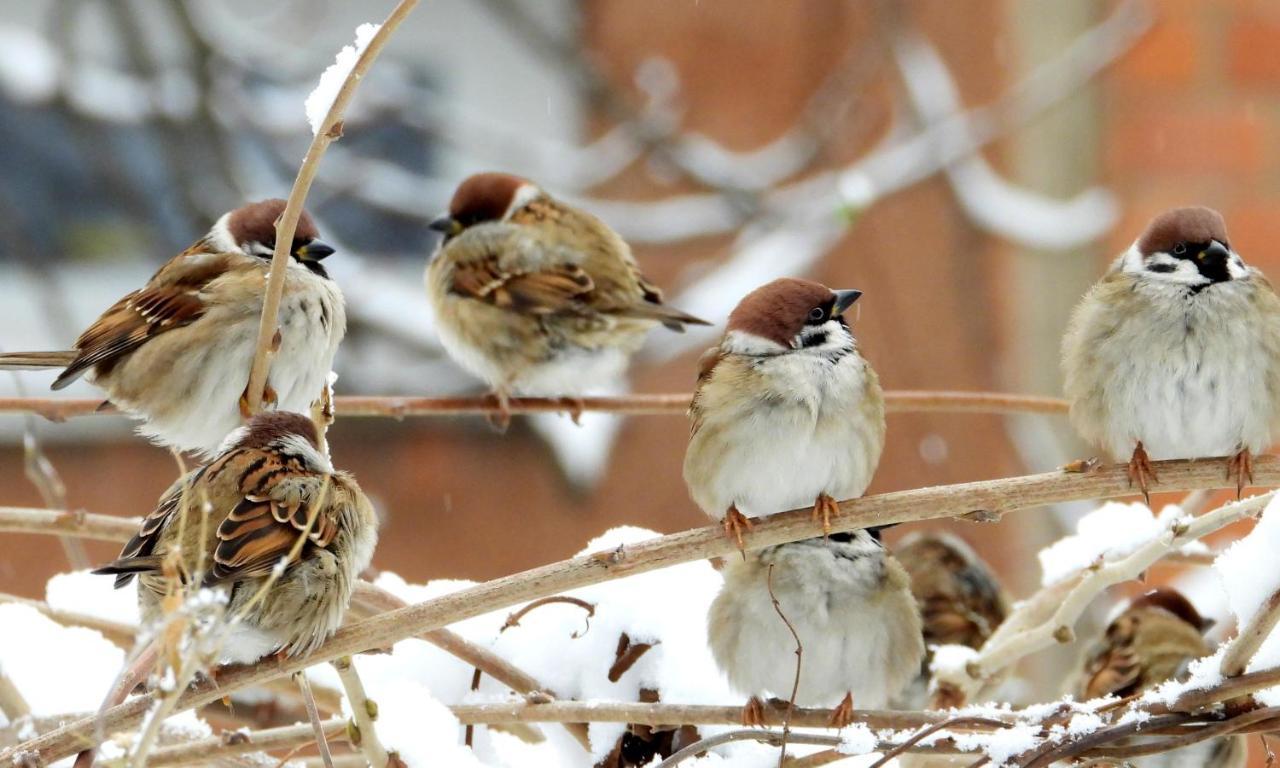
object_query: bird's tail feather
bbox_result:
[0,351,77,369]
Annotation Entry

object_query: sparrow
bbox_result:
[894,532,1009,709]
[706,532,924,727]
[683,278,883,548]
[1076,588,1244,768]
[0,200,345,456]
[425,172,708,428]
[1062,206,1280,500]
[92,411,378,662]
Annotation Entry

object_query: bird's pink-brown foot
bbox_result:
[1228,447,1254,500]
[560,396,586,426]
[723,504,754,557]
[741,696,767,727]
[813,493,840,537]
[486,390,513,433]
[1127,441,1158,505]
[829,692,856,728]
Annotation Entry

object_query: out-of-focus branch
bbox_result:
[9,456,1280,767]
[0,666,30,722]
[0,390,1068,421]
[0,507,139,542]
[0,592,136,648]
[244,0,420,415]
[134,718,347,768]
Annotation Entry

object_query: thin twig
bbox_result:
[295,673,335,768]
[243,0,420,414]
[501,596,595,635]
[331,657,389,768]
[9,457,1280,767]
[138,719,346,768]
[0,391,1070,421]
[867,716,1011,768]
[654,729,844,768]
[766,563,801,766]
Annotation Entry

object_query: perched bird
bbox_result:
[893,532,1009,709]
[1077,588,1243,768]
[425,172,708,428]
[0,200,345,456]
[93,411,378,662]
[1062,206,1280,500]
[707,533,924,726]
[683,277,883,547]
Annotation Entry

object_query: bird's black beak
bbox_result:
[295,240,335,262]
[430,216,463,238]
[1199,240,1230,265]
[832,289,863,317]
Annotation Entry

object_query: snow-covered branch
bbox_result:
[7,456,1278,766]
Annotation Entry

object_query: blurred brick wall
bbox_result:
[1,0,1024,601]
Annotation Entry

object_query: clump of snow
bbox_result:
[1140,647,1225,706]
[837,722,878,755]
[1038,502,1193,585]
[346,677,485,768]
[953,723,1041,767]
[46,569,141,624]
[0,604,124,715]
[930,644,979,678]
[1065,712,1104,736]
[304,23,381,135]
[1215,494,1280,629]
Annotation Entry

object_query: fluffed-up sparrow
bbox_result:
[1076,588,1243,768]
[0,200,345,456]
[894,532,1009,709]
[707,533,924,727]
[1062,206,1280,500]
[425,172,708,428]
[683,278,883,548]
[93,411,378,662]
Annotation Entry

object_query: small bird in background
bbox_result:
[93,411,378,663]
[683,278,883,549]
[0,200,345,456]
[425,172,708,429]
[1076,588,1244,768]
[707,533,924,727]
[1062,206,1280,501]
[893,532,1009,709]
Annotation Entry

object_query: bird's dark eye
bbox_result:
[1173,243,1187,255]
[808,307,826,322]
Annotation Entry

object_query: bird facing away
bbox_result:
[683,278,883,549]
[893,532,1009,709]
[93,411,378,662]
[1076,588,1244,768]
[1062,206,1280,500]
[425,172,708,428]
[0,200,345,456]
[707,533,924,727]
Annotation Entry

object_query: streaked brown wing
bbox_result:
[452,255,594,315]
[52,250,231,388]
[206,448,338,585]
[1082,646,1142,699]
[94,467,208,588]
[688,345,725,437]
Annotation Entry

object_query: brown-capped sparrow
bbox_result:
[93,411,378,662]
[0,200,345,456]
[1077,588,1244,768]
[683,278,883,548]
[707,532,924,727]
[1062,206,1280,500]
[425,172,708,428]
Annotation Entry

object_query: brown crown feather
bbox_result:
[726,278,836,347]
[227,199,321,249]
[449,172,531,227]
[1136,206,1229,256]
[1126,587,1212,633]
[236,412,321,451]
